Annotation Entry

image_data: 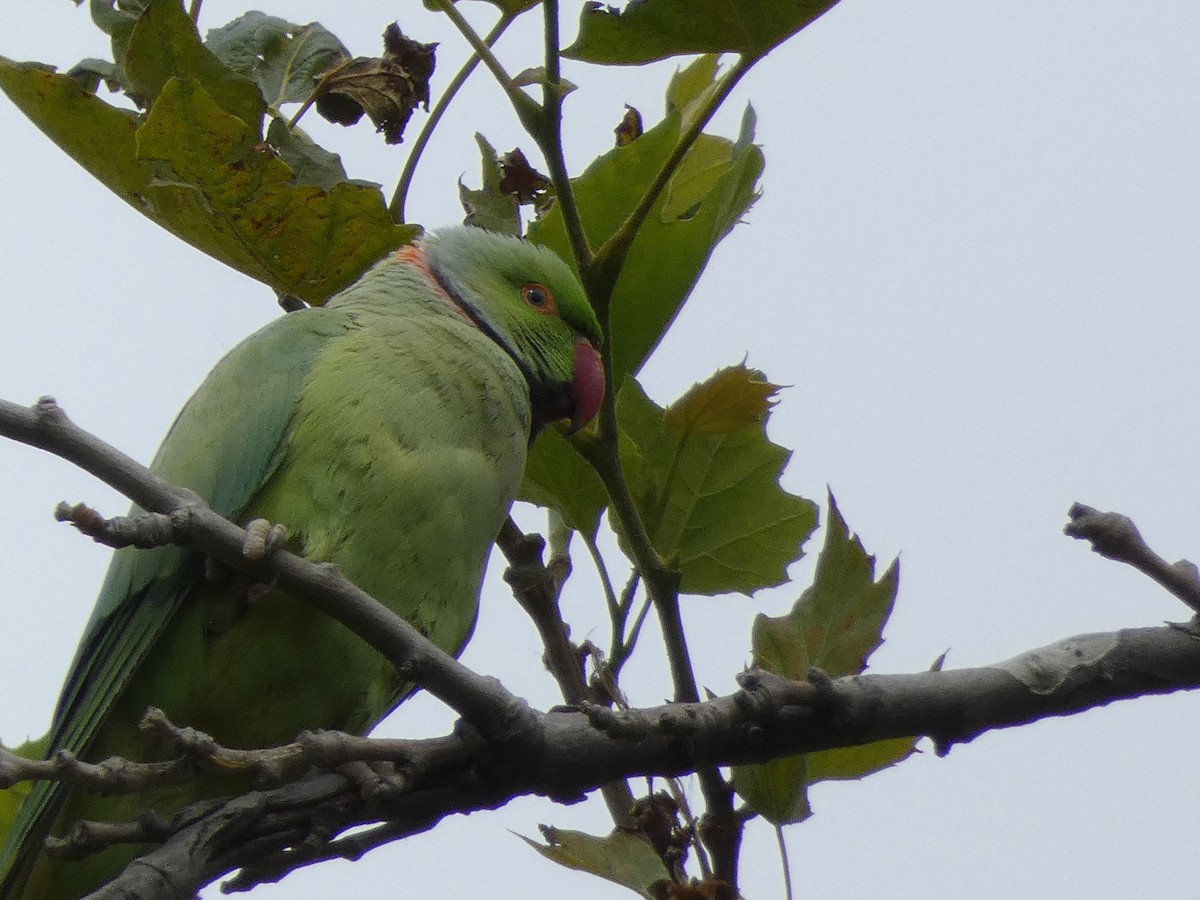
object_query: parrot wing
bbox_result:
[0,307,353,892]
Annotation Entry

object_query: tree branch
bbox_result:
[60,624,1200,897]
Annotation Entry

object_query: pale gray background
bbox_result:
[2,2,1198,897]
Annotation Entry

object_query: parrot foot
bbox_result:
[242,517,289,560]
[338,760,407,804]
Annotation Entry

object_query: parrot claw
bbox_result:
[338,760,406,804]
[241,518,288,560]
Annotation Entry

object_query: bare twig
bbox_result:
[496,517,636,826]
[1065,502,1200,614]
[390,12,517,222]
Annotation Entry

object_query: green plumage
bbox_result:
[0,228,602,898]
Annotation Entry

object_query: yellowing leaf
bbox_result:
[134,77,414,301]
[664,365,780,438]
[0,58,152,210]
[804,737,919,783]
[617,370,816,596]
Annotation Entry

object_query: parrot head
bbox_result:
[406,228,605,435]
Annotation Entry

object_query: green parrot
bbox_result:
[0,226,605,899]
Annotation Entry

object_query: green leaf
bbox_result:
[204,11,349,108]
[565,0,842,65]
[520,429,608,539]
[752,493,899,679]
[265,118,350,191]
[0,57,154,214]
[135,77,414,301]
[425,0,541,16]
[123,0,265,129]
[804,737,919,784]
[89,0,150,71]
[519,827,670,898]
[617,368,818,596]
[733,493,903,824]
[529,56,762,386]
[730,754,812,825]
[459,133,521,235]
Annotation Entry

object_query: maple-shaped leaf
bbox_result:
[733,493,906,824]
[617,367,817,595]
[314,22,436,144]
[752,492,898,679]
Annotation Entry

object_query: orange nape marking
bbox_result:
[520,282,558,316]
[392,242,478,328]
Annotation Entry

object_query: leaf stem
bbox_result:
[429,0,540,131]
[583,532,619,619]
[777,825,794,900]
[534,0,592,272]
[389,12,516,223]
[287,57,354,132]
[187,0,202,24]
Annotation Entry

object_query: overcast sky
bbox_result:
[2,2,1199,898]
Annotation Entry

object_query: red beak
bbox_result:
[568,339,605,434]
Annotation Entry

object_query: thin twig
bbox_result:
[535,0,593,271]
[496,517,636,827]
[1065,503,1200,614]
[389,12,517,223]
[428,0,540,130]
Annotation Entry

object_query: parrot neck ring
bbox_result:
[395,240,601,437]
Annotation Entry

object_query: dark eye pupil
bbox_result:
[526,287,546,306]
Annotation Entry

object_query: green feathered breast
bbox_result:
[0,227,602,899]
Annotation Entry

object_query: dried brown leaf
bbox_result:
[314,22,436,144]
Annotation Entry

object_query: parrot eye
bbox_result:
[521,283,557,314]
